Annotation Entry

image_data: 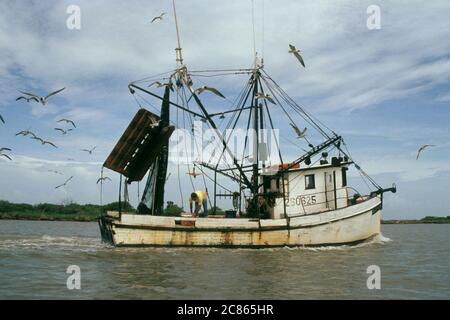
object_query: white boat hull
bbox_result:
[99,196,382,247]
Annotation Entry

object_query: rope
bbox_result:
[100,166,104,209]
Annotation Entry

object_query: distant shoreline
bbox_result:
[0,213,98,222]
[381,219,450,224]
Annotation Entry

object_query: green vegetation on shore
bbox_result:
[382,216,450,224]
[1,199,448,223]
[0,200,134,222]
[0,200,225,221]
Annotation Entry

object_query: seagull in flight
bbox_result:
[57,119,76,128]
[290,123,307,139]
[16,129,37,138]
[97,176,112,184]
[17,87,66,106]
[187,167,202,178]
[151,12,166,23]
[55,176,73,189]
[148,81,174,92]
[81,146,97,155]
[16,96,39,103]
[288,44,306,68]
[0,114,5,124]
[30,135,57,148]
[41,140,58,148]
[194,86,226,99]
[0,148,12,161]
[416,145,436,160]
[255,93,277,105]
[54,128,73,135]
[48,170,64,175]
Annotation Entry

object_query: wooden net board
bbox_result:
[103,108,175,182]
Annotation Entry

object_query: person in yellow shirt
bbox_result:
[189,191,208,217]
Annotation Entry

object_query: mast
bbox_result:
[153,86,171,214]
[252,71,260,196]
[252,71,261,217]
[172,0,184,66]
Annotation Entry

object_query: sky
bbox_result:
[0,0,449,219]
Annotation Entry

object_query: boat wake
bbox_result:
[285,233,392,252]
[0,234,109,252]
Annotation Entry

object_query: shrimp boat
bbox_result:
[98,4,396,248]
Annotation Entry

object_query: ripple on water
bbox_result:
[0,234,110,252]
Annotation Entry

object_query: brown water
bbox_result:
[0,220,448,299]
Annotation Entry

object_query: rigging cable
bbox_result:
[131,70,176,85]
[261,71,332,139]
[179,85,196,192]
[341,140,381,190]
[182,84,214,209]
[176,92,185,208]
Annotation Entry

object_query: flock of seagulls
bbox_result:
[0,86,108,191]
[16,128,59,148]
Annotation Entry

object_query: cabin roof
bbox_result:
[285,161,353,174]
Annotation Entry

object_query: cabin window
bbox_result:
[342,167,348,187]
[305,174,315,190]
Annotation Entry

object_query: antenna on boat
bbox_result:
[172,0,184,66]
